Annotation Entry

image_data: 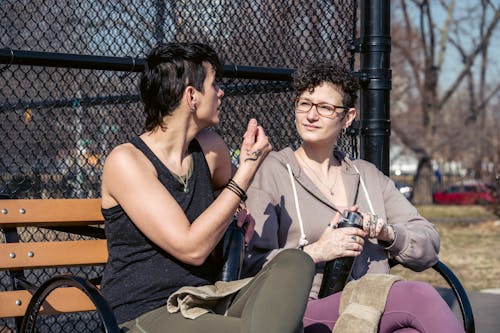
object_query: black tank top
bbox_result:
[101,137,216,324]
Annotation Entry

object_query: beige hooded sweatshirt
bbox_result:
[242,147,439,299]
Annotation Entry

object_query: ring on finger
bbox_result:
[351,235,357,242]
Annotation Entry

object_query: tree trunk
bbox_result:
[412,156,434,205]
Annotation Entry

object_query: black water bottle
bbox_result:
[318,211,363,298]
[218,216,245,282]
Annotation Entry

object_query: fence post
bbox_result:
[359,0,391,175]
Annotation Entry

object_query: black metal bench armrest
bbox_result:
[432,261,475,333]
[20,275,120,333]
[390,259,475,333]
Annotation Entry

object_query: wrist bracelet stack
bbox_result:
[226,178,248,202]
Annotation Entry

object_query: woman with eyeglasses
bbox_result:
[242,62,464,332]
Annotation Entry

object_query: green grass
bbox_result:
[416,204,498,221]
[391,204,500,291]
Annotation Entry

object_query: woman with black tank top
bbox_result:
[100,42,315,333]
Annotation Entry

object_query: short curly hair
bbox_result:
[292,62,359,108]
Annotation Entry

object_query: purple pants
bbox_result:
[303,280,465,333]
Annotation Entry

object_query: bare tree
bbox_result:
[390,0,500,204]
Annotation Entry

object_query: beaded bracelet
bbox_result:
[226,178,248,202]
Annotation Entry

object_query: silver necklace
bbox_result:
[298,152,338,196]
[171,156,193,193]
[176,173,190,193]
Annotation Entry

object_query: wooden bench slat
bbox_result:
[0,199,111,324]
[0,240,108,270]
[0,288,98,317]
[0,199,104,227]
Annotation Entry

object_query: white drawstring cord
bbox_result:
[286,163,309,249]
[286,161,378,249]
[351,164,376,215]
[352,163,397,244]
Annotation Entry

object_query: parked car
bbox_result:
[433,182,498,205]
[395,182,413,201]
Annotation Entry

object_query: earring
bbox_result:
[190,106,196,113]
[341,128,347,136]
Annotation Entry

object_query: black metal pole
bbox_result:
[359,0,391,175]
[0,49,143,72]
[0,49,293,81]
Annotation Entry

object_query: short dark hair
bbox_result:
[292,62,359,108]
[140,42,222,131]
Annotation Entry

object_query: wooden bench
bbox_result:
[0,199,119,333]
[0,198,475,333]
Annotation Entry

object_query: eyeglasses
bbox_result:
[294,99,349,118]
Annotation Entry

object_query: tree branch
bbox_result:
[436,0,455,70]
[392,39,423,93]
[437,8,500,109]
[391,124,428,158]
[477,82,500,111]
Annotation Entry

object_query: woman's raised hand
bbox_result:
[238,118,272,171]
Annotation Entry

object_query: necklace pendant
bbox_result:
[183,187,189,193]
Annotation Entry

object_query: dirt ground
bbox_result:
[391,217,500,291]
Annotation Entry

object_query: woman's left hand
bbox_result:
[361,213,395,243]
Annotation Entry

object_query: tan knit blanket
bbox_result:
[166,278,252,319]
[333,274,403,333]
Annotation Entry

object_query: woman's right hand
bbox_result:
[304,212,366,263]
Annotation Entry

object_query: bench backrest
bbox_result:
[0,198,106,318]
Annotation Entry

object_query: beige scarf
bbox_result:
[333,274,402,333]
[166,278,252,319]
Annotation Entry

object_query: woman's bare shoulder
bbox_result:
[103,143,142,169]
[196,129,229,153]
[195,129,232,190]
[102,142,155,189]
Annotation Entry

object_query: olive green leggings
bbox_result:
[120,249,314,333]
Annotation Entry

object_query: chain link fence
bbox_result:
[1,0,357,331]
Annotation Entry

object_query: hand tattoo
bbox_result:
[244,149,263,162]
